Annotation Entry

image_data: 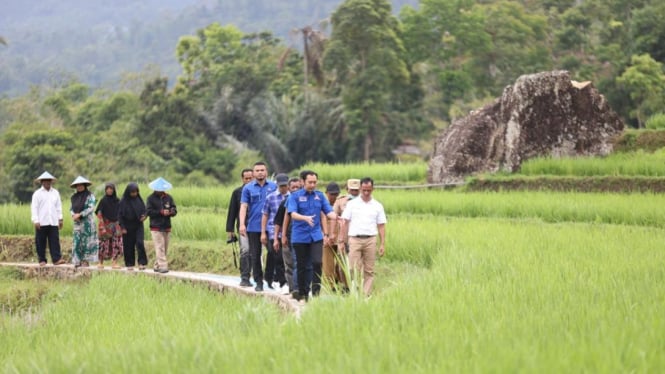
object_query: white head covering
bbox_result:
[35,171,57,182]
[70,176,92,187]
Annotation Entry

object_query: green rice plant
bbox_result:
[2,218,664,372]
[517,150,665,177]
[300,161,428,184]
[376,190,665,228]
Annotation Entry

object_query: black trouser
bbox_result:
[35,225,62,263]
[293,240,323,298]
[247,232,264,284]
[123,226,147,267]
[265,237,286,286]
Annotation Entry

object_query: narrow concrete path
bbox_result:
[0,262,302,317]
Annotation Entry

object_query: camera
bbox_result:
[226,236,238,244]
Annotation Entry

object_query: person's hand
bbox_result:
[281,236,288,247]
[139,215,146,222]
[58,220,63,230]
[161,209,171,216]
[72,213,81,221]
[121,228,127,234]
[273,238,280,251]
[304,215,315,227]
[239,224,247,237]
[34,222,41,230]
[260,233,267,245]
[379,244,385,257]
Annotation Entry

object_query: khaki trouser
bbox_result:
[348,236,377,296]
[151,231,170,270]
[322,243,347,290]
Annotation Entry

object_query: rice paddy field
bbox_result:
[1,161,665,372]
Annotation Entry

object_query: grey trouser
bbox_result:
[239,234,251,282]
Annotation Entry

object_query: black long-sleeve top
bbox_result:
[225,185,244,233]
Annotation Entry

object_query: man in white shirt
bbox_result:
[31,172,65,266]
[339,177,386,296]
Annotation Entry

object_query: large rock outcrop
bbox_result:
[428,71,624,183]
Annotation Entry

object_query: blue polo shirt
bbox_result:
[286,188,332,244]
[241,179,277,233]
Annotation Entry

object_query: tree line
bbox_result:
[1,0,664,203]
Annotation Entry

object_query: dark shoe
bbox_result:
[291,290,300,300]
[54,259,66,265]
[156,268,169,274]
[255,284,263,292]
[81,261,89,267]
[266,280,274,289]
[239,280,252,287]
[39,261,46,267]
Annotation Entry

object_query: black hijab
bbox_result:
[119,182,146,221]
[71,186,91,214]
[95,183,119,220]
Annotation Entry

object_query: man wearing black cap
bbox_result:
[260,173,290,290]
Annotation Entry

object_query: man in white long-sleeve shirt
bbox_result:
[31,171,66,266]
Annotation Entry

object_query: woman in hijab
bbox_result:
[70,176,99,267]
[118,182,148,271]
[95,183,123,269]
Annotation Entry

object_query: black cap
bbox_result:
[326,182,340,194]
[275,173,289,186]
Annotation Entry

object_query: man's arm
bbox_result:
[225,189,239,237]
[281,213,291,246]
[239,203,248,236]
[377,223,386,256]
[260,213,269,244]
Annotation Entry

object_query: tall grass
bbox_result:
[2,218,664,372]
[516,150,665,177]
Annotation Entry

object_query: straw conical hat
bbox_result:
[148,177,172,191]
[70,176,92,187]
[35,171,57,182]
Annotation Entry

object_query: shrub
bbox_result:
[645,112,665,130]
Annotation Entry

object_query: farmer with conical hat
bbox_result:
[31,171,66,266]
[69,176,99,267]
[146,177,177,273]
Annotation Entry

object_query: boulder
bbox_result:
[428,71,624,183]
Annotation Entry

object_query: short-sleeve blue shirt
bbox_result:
[241,180,277,233]
[286,189,332,244]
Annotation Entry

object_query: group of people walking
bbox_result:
[31,172,177,273]
[226,162,387,302]
[31,163,387,302]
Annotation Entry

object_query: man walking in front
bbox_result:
[239,162,277,292]
[31,171,66,266]
[287,171,337,302]
[226,168,253,287]
[339,177,386,296]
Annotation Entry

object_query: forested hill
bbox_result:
[0,0,417,95]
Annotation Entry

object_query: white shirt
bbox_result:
[341,197,387,236]
[31,187,63,225]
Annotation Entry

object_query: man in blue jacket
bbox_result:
[287,170,337,302]
[239,162,277,292]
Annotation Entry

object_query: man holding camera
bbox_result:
[226,168,253,286]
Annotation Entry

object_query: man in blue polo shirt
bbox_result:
[287,170,337,302]
[239,161,277,292]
